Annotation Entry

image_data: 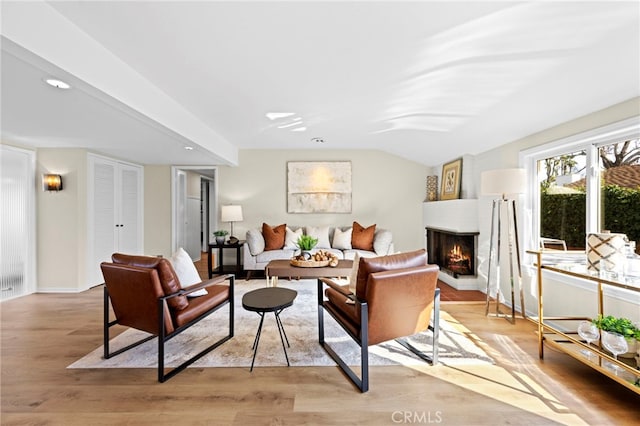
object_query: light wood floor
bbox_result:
[1,285,638,425]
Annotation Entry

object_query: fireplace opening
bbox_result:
[426,228,478,278]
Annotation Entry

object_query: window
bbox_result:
[598,140,640,252]
[538,148,587,249]
[521,118,640,256]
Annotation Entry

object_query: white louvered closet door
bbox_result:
[91,159,117,284]
[117,164,142,254]
[88,154,143,287]
[0,145,35,300]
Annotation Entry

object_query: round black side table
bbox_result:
[242,287,297,371]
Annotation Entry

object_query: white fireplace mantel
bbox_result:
[423,199,479,233]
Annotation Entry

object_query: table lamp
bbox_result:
[221,205,243,244]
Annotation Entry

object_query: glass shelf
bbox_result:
[527,250,640,394]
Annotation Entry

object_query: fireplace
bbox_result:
[426,228,478,278]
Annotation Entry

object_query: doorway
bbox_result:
[172,166,217,261]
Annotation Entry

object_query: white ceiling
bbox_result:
[1,1,639,167]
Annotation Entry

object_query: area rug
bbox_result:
[68,280,493,370]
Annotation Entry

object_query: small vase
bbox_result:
[301,250,313,260]
[215,236,226,245]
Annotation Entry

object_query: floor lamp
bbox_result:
[481,169,527,323]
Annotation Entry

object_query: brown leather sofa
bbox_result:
[317,249,440,392]
[101,253,234,382]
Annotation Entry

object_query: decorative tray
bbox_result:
[290,259,330,268]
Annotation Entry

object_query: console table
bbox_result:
[208,240,245,278]
[528,250,639,394]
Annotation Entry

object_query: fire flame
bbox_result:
[448,245,469,263]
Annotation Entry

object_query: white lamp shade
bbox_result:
[221,205,243,222]
[481,168,527,196]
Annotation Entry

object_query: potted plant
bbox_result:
[296,235,318,260]
[591,314,640,358]
[213,230,228,245]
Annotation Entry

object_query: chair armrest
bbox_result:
[171,274,234,298]
[319,277,352,296]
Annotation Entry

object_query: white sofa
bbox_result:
[243,225,394,278]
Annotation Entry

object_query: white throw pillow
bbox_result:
[332,227,352,250]
[246,228,265,255]
[306,226,331,248]
[284,227,303,249]
[373,229,393,255]
[170,247,207,297]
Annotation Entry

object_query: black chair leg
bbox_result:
[317,283,440,392]
[104,278,235,383]
[158,299,234,383]
[317,279,370,392]
[158,276,236,383]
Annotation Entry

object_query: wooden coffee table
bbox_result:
[265,259,353,286]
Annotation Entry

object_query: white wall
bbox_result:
[217,149,429,253]
[36,148,87,292]
[143,165,172,258]
[35,152,172,292]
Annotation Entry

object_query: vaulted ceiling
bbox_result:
[2,1,639,167]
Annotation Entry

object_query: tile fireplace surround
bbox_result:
[423,199,481,290]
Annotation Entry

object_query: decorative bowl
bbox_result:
[290,259,330,268]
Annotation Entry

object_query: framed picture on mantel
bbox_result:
[440,158,462,200]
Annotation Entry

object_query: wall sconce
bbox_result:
[43,174,63,191]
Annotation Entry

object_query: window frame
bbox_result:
[519,116,640,257]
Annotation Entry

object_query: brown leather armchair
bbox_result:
[317,249,440,392]
[101,253,234,382]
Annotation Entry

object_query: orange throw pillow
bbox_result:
[263,223,286,251]
[351,221,376,251]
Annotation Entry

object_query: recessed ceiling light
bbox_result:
[266,112,295,120]
[44,78,71,89]
[184,146,194,150]
[291,127,307,132]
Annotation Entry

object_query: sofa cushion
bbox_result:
[373,229,393,255]
[306,225,331,248]
[284,227,303,249]
[343,249,378,260]
[352,221,376,251]
[256,249,296,263]
[332,227,352,250]
[246,228,265,255]
[169,247,207,297]
[173,284,230,328]
[263,223,286,251]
